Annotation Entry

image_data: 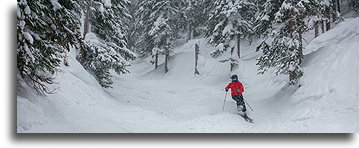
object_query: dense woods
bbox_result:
[17,0,358,93]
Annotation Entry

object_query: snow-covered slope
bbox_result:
[17,50,177,133]
[17,18,358,133]
[287,18,359,132]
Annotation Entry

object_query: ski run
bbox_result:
[17,16,358,133]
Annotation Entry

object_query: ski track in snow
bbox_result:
[17,18,359,133]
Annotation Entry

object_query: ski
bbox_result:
[239,114,254,123]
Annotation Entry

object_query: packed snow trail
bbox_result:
[105,43,290,132]
[17,18,358,133]
[107,18,359,132]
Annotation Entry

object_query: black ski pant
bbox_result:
[232,94,247,113]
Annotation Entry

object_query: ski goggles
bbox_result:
[232,78,238,81]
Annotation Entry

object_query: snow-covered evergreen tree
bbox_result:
[206,0,256,72]
[149,0,178,73]
[135,0,157,58]
[322,0,334,31]
[17,0,83,94]
[168,1,187,39]
[183,0,213,40]
[126,0,141,51]
[136,0,179,72]
[79,0,136,88]
[305,0,333,37]
[256,0,319,85]
[351,0,359,11]
[254,0,284,37]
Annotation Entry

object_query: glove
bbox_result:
[225,88,228,92]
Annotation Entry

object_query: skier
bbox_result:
[225,74,249,118]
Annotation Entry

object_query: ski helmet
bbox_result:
[231,74,238,82]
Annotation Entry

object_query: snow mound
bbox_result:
[282,18,359,132]
[17,50,176,133]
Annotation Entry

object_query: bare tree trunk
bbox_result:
[326,20,331,31]
[314,21,319,38]
[289,70,297,85]
[164,52,169,73]
[230,47,234,72]
[77,0,92,64]
[298,31,303,65]
[64,50,69,66]
[154,52,158,69]
[230,62,234,72]
[237,34,240,59]
[83,0,91,39]
[332,0,338,22]
[321,20,325,33]
[289,31,304,85]
[187,23,192,42]
[194,43,199,75]
[337,0,341,13]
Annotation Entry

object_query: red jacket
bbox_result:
[225,81,244,96]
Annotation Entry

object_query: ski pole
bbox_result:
[222,91,228,112]
[244,99,254,112]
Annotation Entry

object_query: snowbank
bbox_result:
[17,50,176,133]
[285,18,359,132]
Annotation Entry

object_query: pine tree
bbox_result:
[169,1,187,39]
[325,0,333,30]
[149,0,178,73]
[350,0,359,11]
[17,0,83,94]
[135,0,157,59]
[305,0,329,37]
[136,0,179,72]
[183,0,212,40]
[79,0,136,88]
[254,0,284,37]
[256,0,319,85]
[127,0,141,52]
[206,0,256,72]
